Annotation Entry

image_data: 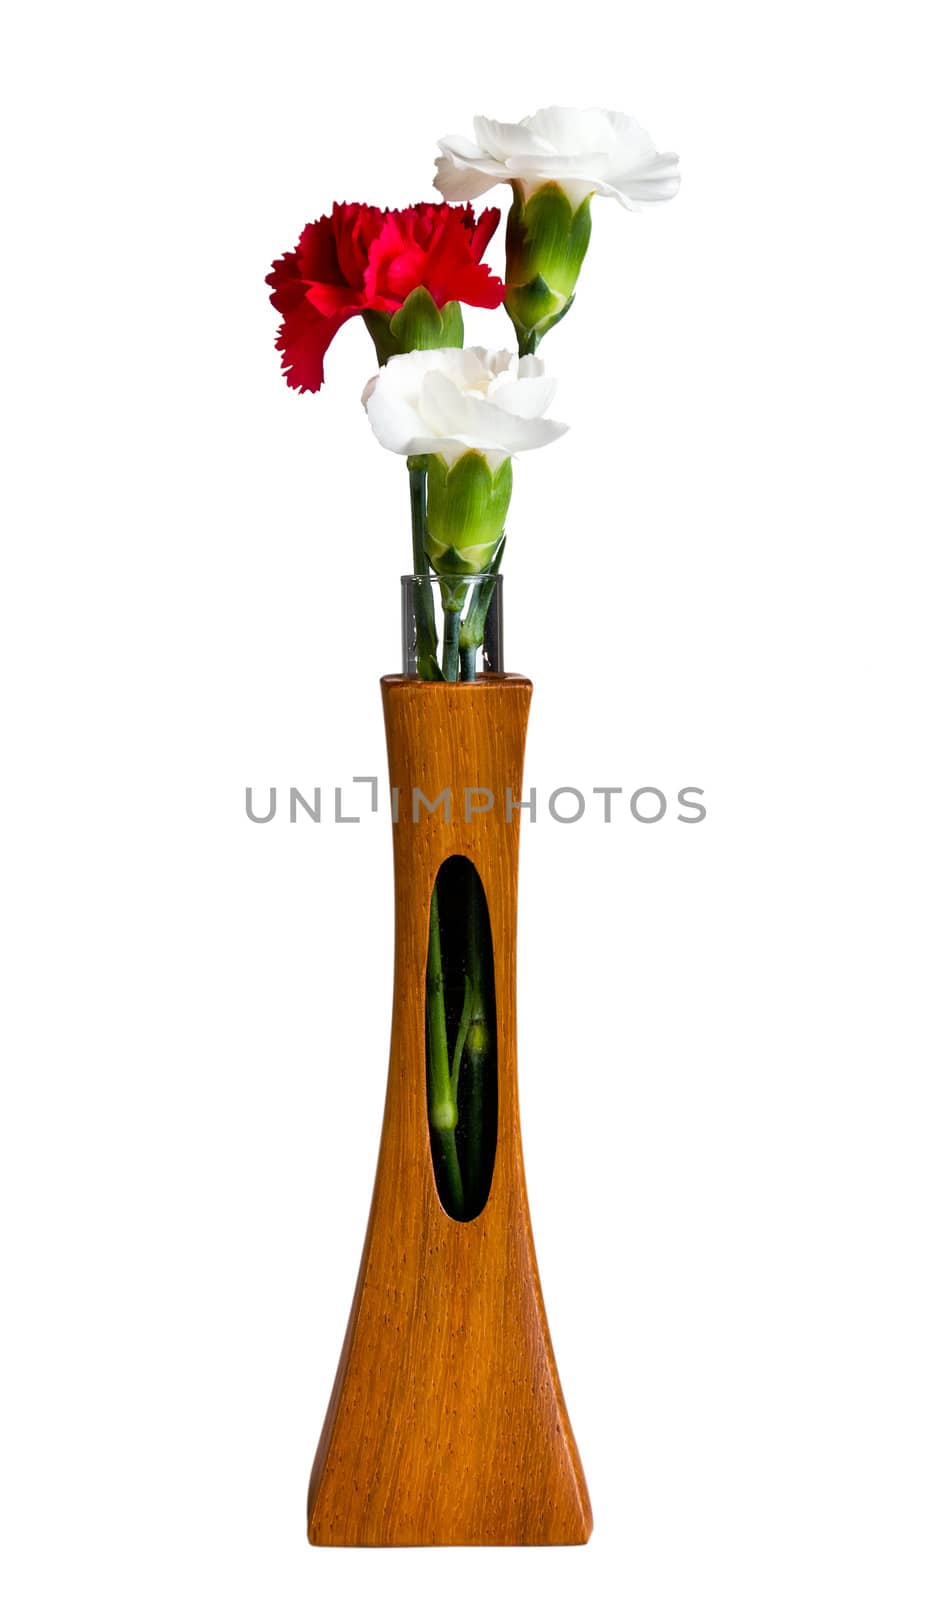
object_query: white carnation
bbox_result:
[435,105,680,211]
[362,346,567,469]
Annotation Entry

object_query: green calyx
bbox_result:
[504,181,593,353]
[423,451,511,577]
[362,286,464,365]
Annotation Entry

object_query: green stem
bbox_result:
[409,464,426,575]
[442,606,460,682]
[426,885,454,1125]
[437,1128,464,1215]
[450,976,474,1098]
[458,542,504,682]
[463,875,490,1208]
[409,464,441,681]
[426,884,464,1215]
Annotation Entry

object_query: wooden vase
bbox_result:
[307,673,592,1546]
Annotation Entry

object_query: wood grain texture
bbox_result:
[307,674,592,1547]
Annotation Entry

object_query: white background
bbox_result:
[2,2,941,1596]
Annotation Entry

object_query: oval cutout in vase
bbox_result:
[425,855,497,1221]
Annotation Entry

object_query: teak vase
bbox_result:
[307,673,592,1546]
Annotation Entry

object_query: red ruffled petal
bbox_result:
[470,205,501,258]
[362,211,426,305]
[273,299,359,394]
[331,202,384,287]
[304,281,365,316]
[420,217,505,310]
[363,202,505,312]
[294,215,345,285]
[265,249,309,317]
[267,201,505,392]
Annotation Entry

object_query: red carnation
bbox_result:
[267,202,504,394]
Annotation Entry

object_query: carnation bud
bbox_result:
[504,181,593,352]
[362,286,464,365]
[421,451,511,576]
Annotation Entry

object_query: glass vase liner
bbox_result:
[307,674,592,1546]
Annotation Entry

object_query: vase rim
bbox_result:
[400,571,503,584]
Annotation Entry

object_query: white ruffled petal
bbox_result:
[363,346,566,463]
[436,106,679,212]
[473,114,550,160]
[503,150,606,179]
[525,105,618,156]
[364,382,424,455]
[437,132,488,161]
[410,435,466,467]
[424,373,526,453]
[457,346,499,386]
[512,416,569,451]
[603,111,659,163]
[490,374,558,421]
[417,370,476,439]
[433,154,504,202]
[602,153,681,209]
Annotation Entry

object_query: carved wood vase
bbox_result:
[307,577,592,1546]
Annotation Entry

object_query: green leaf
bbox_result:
[361,309,398,366]
[520,186,582,294]
[506,273,565,336]
[489,455,513,513]
[504,182,592,350]
[425,538,504,578]
[364,289,465,364]
[389,286,464,352]
[425,451,512,573]
[505,276,576,349]
[506,183,593,299]
[437,300,465,346]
